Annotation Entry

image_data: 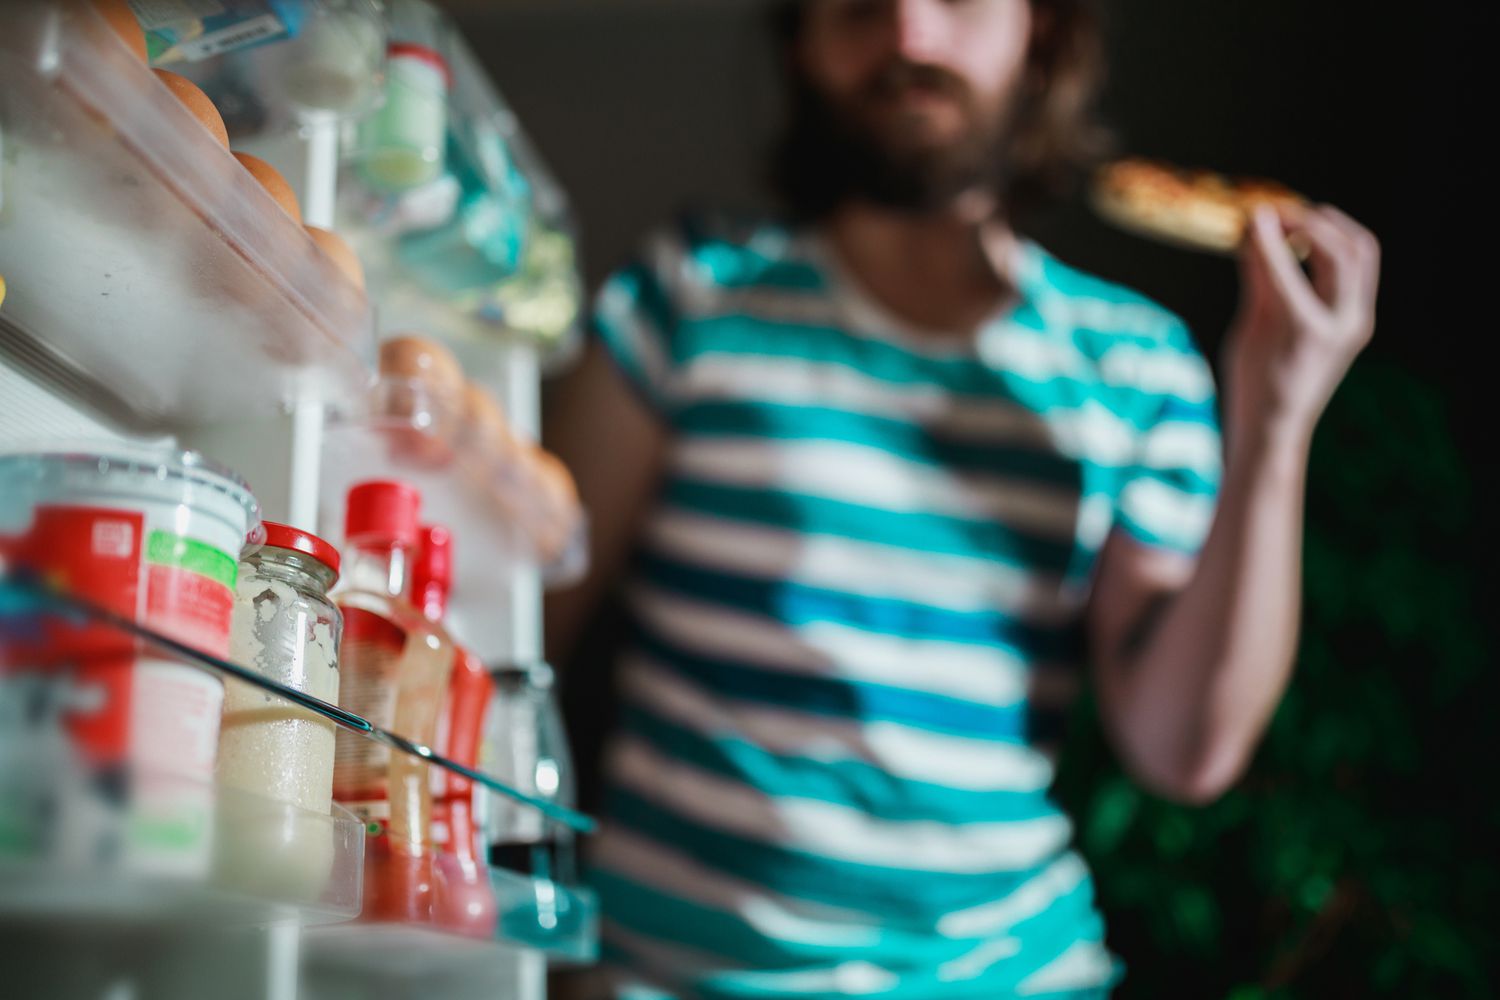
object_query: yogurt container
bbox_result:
[0,447,259,874]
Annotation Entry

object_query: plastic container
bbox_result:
[0,448,259,767]
[0,447,259,875]
[279,1,386,115]
[170,0,387,140]
[357,1,451,193]
[218,521,345,901]
[475,216,583,350]
[395,128,530,296]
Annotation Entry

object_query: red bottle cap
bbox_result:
[411,524,453,621]
[345,480,421,546]
[260,521,341,582]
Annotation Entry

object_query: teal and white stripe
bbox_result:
[589,215,1223,999]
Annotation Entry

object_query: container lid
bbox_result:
[0,445,261,547]
[387,42,452,89]
[261,521,341,581]
[345,479,421,545]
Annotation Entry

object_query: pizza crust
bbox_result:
[1091,158,1309,258]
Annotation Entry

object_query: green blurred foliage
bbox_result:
[1054,362,1497,999]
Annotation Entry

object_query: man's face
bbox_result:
[795,0,1035,209]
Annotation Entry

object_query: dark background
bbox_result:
[448,2,1492,996]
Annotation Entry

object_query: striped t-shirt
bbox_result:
[587,215,1222,1000]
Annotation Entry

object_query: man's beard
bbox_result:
[772,60,1015,219]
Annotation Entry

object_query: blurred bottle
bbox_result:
[478,663,584,944]
[332,480,419,815]
[396,126,531,296]
[281,1,386,115]
[357,0,450,193]
[332,480,452,923]
[410,525,499,937]
[475,214,583,351]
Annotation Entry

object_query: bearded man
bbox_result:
[545,2,1382,997]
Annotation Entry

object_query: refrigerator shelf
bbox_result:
[0,757,367,929]
[0,573,597,836]
[304,850,597,967]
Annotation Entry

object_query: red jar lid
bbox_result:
[345,480,421,547]
[261,521,341,581]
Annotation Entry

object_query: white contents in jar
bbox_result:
[216,573,342,901]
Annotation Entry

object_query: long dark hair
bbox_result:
[768,0,1110,221]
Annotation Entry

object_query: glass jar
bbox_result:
[477,662,588,945]
[478,662,573,849]
[218,522,343,899]
[221,522,343,813]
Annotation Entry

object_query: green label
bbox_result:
[145,531,238,589]
[127,808,209,852]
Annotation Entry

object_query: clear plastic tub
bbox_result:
[0,447,260,887]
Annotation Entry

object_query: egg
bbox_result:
[153,70,230,149]
[379,335,465,413]
[92,0,147,63]
[234,152,301,223]
[458,380,518,461]
[528,448,580,563]
[532,448,579,509]
[304,226,365,290]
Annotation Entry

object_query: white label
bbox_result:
[91,519,135,559]
[177,14,287,60]
[130,660,224,780]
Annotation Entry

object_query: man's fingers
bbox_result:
[1246,205,1319,317]
[1316,204,1382,311]
[1294,208,1359,312]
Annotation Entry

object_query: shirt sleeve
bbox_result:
[1113,318,1224,556]
[590,231,684,416]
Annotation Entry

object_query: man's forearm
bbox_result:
[1105,417,1312,801]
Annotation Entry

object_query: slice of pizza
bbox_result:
[1092,158,1310,257]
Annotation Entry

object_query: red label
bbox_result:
[333,606,408,803]
[4,505,230,775]
[69,655,136,766]
[342,606,406,646]
[6,507,144,765]
[443,651,492,798]
[6,507,144,668]
[144,563,235,658]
